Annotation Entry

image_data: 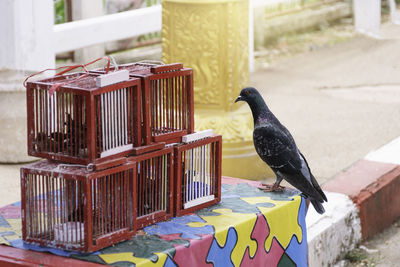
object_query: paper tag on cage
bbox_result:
[182,129,214,143]
[96,69,129,87]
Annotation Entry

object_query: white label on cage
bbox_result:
[182,129,214,143]
[54,222,85,243]
[184,195,215,209]
[165,142,179,148]
[100,143,132,158]
[96,70,129,87]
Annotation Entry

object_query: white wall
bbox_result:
[0,0,54,72]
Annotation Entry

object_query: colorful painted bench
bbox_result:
[0,177,308,266]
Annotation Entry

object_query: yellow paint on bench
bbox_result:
[241,195,302,251]
[188,208,257,266]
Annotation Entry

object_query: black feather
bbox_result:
[235,87,327,214]
[310,198,325,214]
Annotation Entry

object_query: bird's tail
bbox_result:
[310,198,325,214]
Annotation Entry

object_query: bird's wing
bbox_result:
[253,123,301,170]
[253,124,325,202]
[299,152,328,202]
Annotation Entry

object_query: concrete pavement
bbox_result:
[0,163,25,207]
[247,22,400,184]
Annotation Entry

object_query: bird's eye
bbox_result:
[244,90,249,96]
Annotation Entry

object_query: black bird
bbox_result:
[235,87,327,214]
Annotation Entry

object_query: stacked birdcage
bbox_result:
[128,147,174,228]
[92,62,222,218]
[21,161,137,252]
[22,66,144,251]
[21,60,222,252]
[91,62,194,144]
[173,132,222,216]
[25,71,142,168]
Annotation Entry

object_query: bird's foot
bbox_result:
[259,183,285,192]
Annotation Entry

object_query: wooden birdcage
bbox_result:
[128,147,174,228]
[20,160,137,252]
[174,135,222,216]
[91,62,194,144]
[26,72,142,167]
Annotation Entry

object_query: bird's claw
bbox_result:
[259,183,285,192]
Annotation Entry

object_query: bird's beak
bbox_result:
[235,95,242,103]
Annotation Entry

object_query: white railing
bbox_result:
[54,5,161,53]
[2,0,397,73]
[0,0,162,72]
[1,0,258,72]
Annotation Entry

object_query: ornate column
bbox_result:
[162,0,271,179]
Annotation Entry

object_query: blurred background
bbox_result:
[1,1,400,264]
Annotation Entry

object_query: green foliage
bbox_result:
[345,249,367,263]
[54,0,65,24]
[146,0,161,7]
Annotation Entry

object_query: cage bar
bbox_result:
[173,135,222,216]
[91,62,194,145]
[26,72,142,166]
[20,160,137,252]
[127,147,174,228]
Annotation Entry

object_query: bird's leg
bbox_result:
[259,176,285,192]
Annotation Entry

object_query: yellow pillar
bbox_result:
[162,0,272,180]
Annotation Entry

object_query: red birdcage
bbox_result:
[128,147,174,228]
[20,160,137,252]
[26,72,142,167]
[173,135,222,216]
[91,62,194,145]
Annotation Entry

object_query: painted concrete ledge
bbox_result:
[324,159,400,240]
[308,136,400,266]
[306,192,361,267]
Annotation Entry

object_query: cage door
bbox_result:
[99,88,131,157]
[183,144,214,209]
